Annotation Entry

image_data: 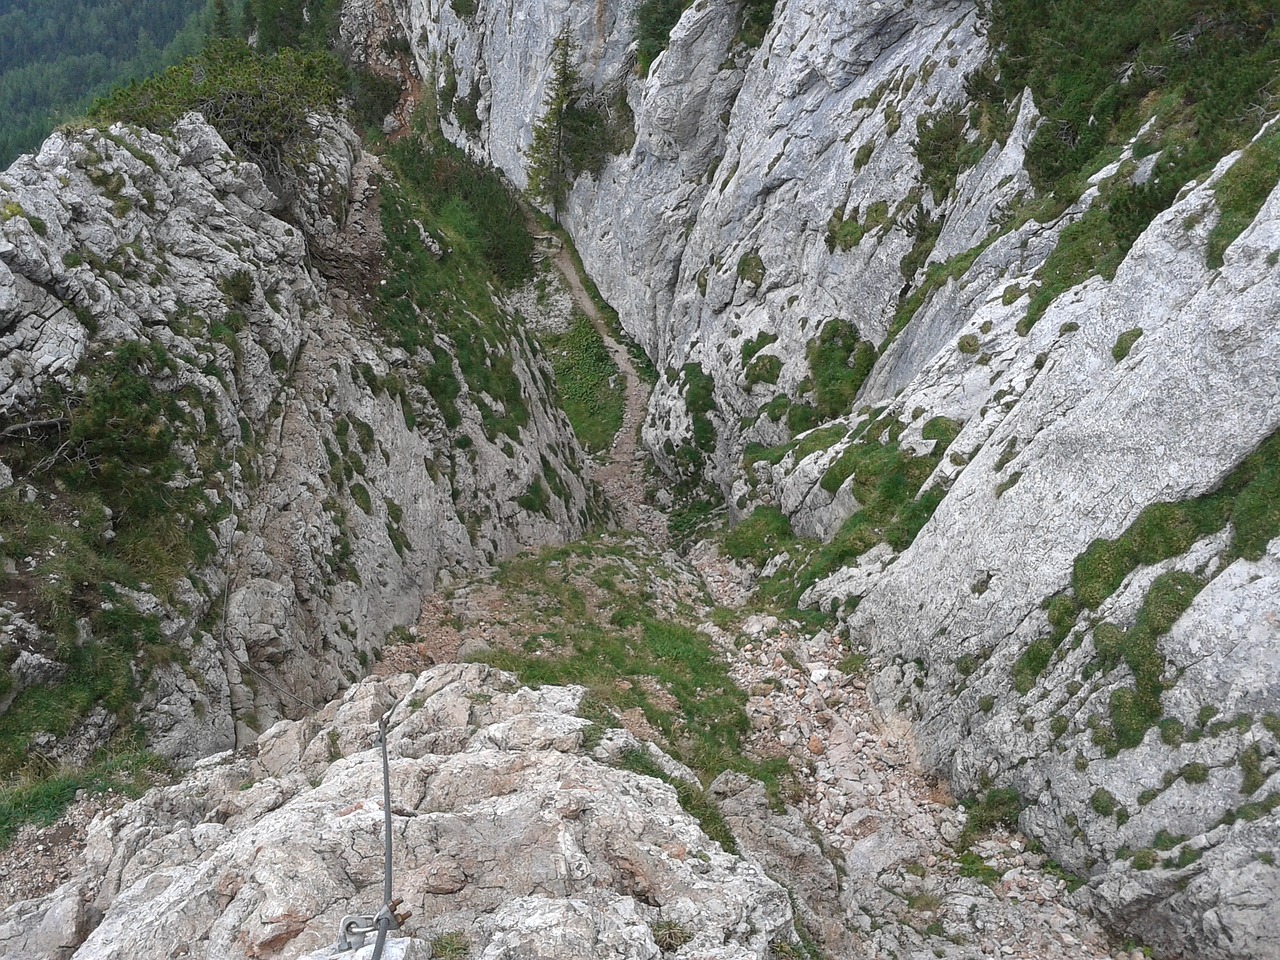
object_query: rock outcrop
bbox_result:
[0,113,593,767]
[0,663,795,959]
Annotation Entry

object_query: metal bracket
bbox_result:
[336,915,378,952]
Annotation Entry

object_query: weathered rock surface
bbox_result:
[0,114,592,766]
[0,663,794,959]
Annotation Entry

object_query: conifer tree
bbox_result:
[212,0,232,39]
[525,26,586,223]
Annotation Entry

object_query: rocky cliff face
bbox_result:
[0,113,594,769]
[356,0,1280,954]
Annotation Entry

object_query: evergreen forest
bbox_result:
[0,0,214,166]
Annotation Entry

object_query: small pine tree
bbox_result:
[525,26,587,223]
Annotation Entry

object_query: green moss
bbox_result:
[1091,788,1116,816]
[1112,327,1143,362]
[350,482,372,514]
[681,362,717,456]
[826,207,865,251]
[1090,571,1202,753]
[745,354,782,388]
[741,331,779,366]
[958,333,981,355]
[737,250,765,286]
[515,477,552,517]
[1239,743,1267,795]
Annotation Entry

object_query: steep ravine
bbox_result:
[361,0,1279,955]
[0,246,1120,955]
[0,0,1275,957]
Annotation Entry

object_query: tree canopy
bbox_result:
[0,0,211,167]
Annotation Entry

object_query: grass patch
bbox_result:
[956,851,1003,884]
[978,0,1279,330]
[1073,428,1280,611]
[745,354,782,389]
[0,746,163,848]
[543,312,624,453]
[722,507,798,567]
[0,340,225,779]
[475,542,793,810]
[1090,571,1202,754]
[620,748,738,854]
[806,320,878,421]
[762,414,961,604]
[430,932,471,960]
[376,133,536,440]
[958,787,1023,850]
[1208,128,1280,268]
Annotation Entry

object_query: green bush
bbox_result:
[92,41,343,200]
[738,0,778,48]
[914,107,972,203]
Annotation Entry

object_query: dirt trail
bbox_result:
[548,243,669,546]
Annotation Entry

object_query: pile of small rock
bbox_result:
[694,595,1125,960]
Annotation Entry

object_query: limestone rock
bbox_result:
[0,664,794,959]
[0,114,592,767]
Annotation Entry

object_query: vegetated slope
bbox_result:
[368,0,1279,954]
[0,0,212,167]
[0,39,597,841]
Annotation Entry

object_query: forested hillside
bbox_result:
[0,0,212,166]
